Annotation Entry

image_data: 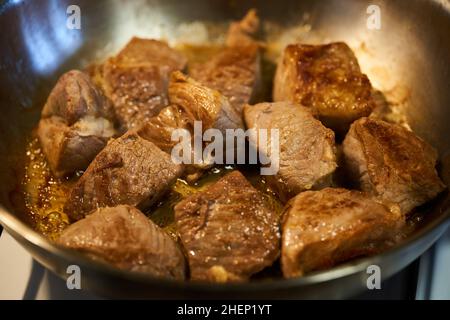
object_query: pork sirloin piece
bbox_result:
[226,9,260,47]
[58,205,186,280]
[137,104,193,155]
[138,72,244,181]
[273,42,375,134]
[244,102,337,202]
[174,171,280,282]
[94,38,187,131]
[139,71,243,152]
[343,117,446,214]
[37,70,117,178]
[64,132,184,221]
[281,188,404,278]
[189,11,261,115]
[169,71,243,132]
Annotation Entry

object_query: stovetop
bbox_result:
[0,226,449,300]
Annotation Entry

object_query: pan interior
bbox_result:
[0,0,449,286]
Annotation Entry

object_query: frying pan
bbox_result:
[0,0,449,299]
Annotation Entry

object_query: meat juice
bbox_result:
[19,43,419,278]
[21,140,283,242]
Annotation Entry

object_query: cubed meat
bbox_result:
[139,71,244,154]
[94,38,187,131]
[174,171,280,282]
[64,132,184,221]
[37,70,117,178]
[138,71,244,181]
[190,46,261,116]
[136,103,204,182]
[244,102,337,202]
[137,104,193,155]
[114,37,188,70]
[189,11,261,115]
[343,117,446,213]
[58,205,186,280]
[168,71,243,133]
[273,42,376,134]
[226,9,260,47]
[281,188,404,278]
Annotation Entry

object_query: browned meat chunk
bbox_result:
[168,71,243,133]
[244,102,337,202]
[138,72,244,181]
[137,104,193,155]
[94,38,187,131]
[189,12,261,115]
[174,171,280,282]
[114,37,188,69]
[137,103,203,181]
[190,47,261,116]
[139,71,244,153]
[343,117,446,213]
[281,188,404,278]
[273,42,375,133]
[64,132,183,221]
[58,205,186,280]
[226,9,260,47]
[37,70,117,178]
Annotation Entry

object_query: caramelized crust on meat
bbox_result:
[115,37,188,70]
[58,205,186,280]
[168,71,243,132]
[100,62,169,131]
[139,71,244,181]
[244,102,337,202]
[64,132,183,221]
[139,71,243,147]
[190,46,261,116]
[273,42,375,133]
[175,171,280,282]
[137,104,193,155]
[343,117,446,213]
[37,70,117,177]
[94,38,187,131]
[189,11,261,115]
[226,9,260,47]
[281,188,404,278]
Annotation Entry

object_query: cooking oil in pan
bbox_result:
[148,165,284,240]
[22,137,72,240]
[21,136,283,241]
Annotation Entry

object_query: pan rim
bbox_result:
[1,0,450,296]
[1,202,449,293]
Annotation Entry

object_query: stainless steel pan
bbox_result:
[1,0,450,299]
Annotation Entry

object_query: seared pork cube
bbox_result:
[139,71,244,181]
[139,71,243,153]
[273,42,375,133]
[137,103,205,182]
[137,104,193,155]
[244,102,337,202]
[226,9,260,47]
[64,132,183,221]
[343,117,446,213]
[37,70,117,178]
[95,38,187,131]
[100,62,168,131]
[189,11,261,115]
[281,188,404,278]
[190,46,261,116]
[58,205,186,280]
[168,71,243,132]
[114,37,188,69]
[174,171,280,282]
